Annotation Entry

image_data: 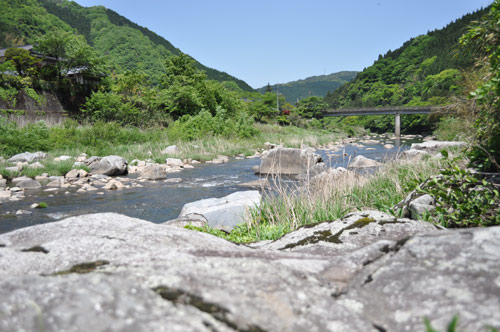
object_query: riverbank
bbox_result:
[0,121,347,179]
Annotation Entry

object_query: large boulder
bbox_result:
[12,176,41,189]
[0,213,498,331]
[347,155,383,168]
[257,147,323,176]
[140,164,167,180]
[7,151,46,163]
[178,191,261,231]
[88,156,128,176]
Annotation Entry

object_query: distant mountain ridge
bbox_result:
[0,0,253,91]
[257,71,358,104]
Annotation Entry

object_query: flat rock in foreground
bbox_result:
[0,212,498,331]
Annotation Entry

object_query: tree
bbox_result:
[4,47,40,77]
[460,0,500,170]
[35,31,105,81]
[296,96,328,119]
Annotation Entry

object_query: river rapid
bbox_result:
[0,135,422,234]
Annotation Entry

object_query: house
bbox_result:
[0,45,101,84]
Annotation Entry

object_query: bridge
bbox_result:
[323,106,440,139]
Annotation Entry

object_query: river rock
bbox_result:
[54,155,72,162]
[140,164,167,180]
[411,140,466,151]
[88,156,128,176]
[165,158,184,168]
[178,191,261,230]
[164,177,182,183]
[256,210,437,255]
[163,213,208,228]
[209,155,229,164]
[238,178,270,189]
[258,147,323,176]
[347,155,383,168]
[65,169,88,180]
[409,194,435,219]
[1,213,498,331]
[75,153,88,162]
[400,149,429,159]
[17,179,41,190]
[5,166,21,173]
[162,145,179,155]
[12,177,41,189]
[0,178,6,188]
[7,151,46,163]
[104,179,124,190]
[0,189,11,201]
[27,162,44,169]
[383,144,394,149]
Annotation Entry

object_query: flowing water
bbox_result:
[0,136,422,234]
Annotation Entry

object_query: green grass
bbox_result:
[0,120,344,176]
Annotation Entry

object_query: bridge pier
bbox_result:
[395,112,400,139]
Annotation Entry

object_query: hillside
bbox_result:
[258,71,357,104]
[0,0,253,91]
[325,7,490,109]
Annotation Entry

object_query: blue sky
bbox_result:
[74,0,491,88]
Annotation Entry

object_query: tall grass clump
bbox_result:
[211,158,442,244]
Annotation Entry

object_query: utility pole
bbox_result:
[276,84,279,112]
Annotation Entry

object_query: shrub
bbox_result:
[420,160,500,227]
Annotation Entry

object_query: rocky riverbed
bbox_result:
[0,135,455,233]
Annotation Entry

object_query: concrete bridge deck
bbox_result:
[324,106,437,117]
[323,106,442,138]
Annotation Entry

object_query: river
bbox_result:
[0,136,422,234]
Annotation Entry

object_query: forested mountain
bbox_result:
[325,6,490,109]
[0,0,253,91]
[258,71,357,104]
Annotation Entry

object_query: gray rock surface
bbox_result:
[411,140,466,151]
[12,177,41,189]
[0,213,498,331]
[258,147,322,176]
[347,155,383,168]
[88,156,128,176]
[140,164,167,180]
[162,145,179,155]
[7,151,46,163]
[163,213,208,228]
[179,191,261,230]
[400,149,429,159]
[409,193,435,219]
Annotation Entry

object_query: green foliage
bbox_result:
[35,30,106,80]
[460,0,500,171]
[295,96,328,119]
[37,202,48,208]
[4,47,40,77]
[421,162,500,228]
[0,86,19,106]
[247,91,281,122]
[167,108,257,141]
[424,315,458,332]
[0,118,50,156]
